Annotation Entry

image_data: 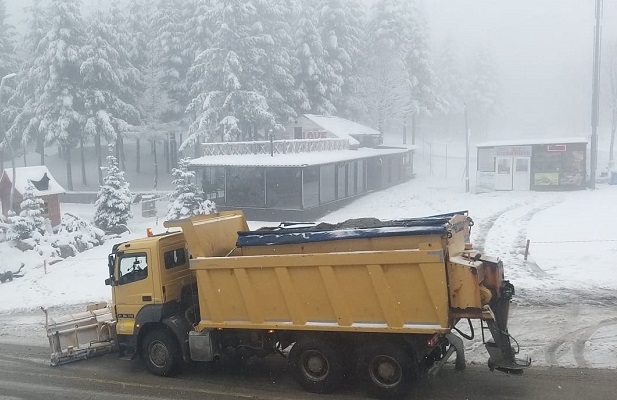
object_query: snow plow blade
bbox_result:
[42,303,118,366]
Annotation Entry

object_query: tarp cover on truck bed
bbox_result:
[236,211,467,247]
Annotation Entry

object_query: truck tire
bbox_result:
[141,328,181,377]
[288,336,346,394]
[361,343,417,399]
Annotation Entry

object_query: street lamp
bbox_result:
[0,72,18,212]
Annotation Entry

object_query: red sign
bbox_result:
[547,144,567,152]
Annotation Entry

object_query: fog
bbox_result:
[6,0,617,140]
[427,0,616,138]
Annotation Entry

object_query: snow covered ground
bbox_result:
[0,171,616,370]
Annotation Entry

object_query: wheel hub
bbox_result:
[301,351,329,381]
[370,355,402,388]
[149,341,169,367]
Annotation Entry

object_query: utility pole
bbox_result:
[590,0,603,189]
[464,103,470,193]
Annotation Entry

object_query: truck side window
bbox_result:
[118,253,148,285]
[164,248,187,269]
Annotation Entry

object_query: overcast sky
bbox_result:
[427,0,615,138]
[5,0,617,139]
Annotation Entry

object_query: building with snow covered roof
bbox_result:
[0,166,66,227]
[190,116,414,220]
[476,137,588,192]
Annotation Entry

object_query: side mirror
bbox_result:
[108,254,115,277]
[105,277,113,286]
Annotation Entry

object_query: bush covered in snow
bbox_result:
[166,157,217,221]
[6,182,47,241]
[94,148,133,233]
[0,212,106,267]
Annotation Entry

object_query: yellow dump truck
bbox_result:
[44,211,529,399]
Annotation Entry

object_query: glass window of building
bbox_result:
[226,167,265,206]
[357,160,365,193]
[347,162,357,196]
[477,148,496,172]
[266,168,302,209]
[337,163,347,199]
[303,167,320,208]
[202,167,225,201]
[320,164,336,203]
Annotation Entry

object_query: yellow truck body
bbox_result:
[46,210,529,399]
[168,212,484,335]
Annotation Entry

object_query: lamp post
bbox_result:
[464,102,470,193]
[0,73,18,212]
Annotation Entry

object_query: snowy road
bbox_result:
[0,340,615,400]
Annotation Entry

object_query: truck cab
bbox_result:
[106,232,195,362]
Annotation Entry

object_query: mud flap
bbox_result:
[427,333,466,377]
[43,304,118,366]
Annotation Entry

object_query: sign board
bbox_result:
[476,171,495,193]
[547,144,567,152]
[494,146,532,157]
[303,130,328,139]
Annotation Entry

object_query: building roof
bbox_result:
[190,147,414,168]
[476,137,588,148]
[303,114,381,146]
[1,166,66,196]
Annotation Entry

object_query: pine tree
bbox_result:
[364,0,411,133]
[5,0,49,165]
[257,0,303,130]
[0,0,20,159]
[402,0,441,144]
[94,146,133,232]
[82,3,142,184]
[318,0,365,119]
[434,36,467,137]
[0,0,17,80]
[293,0,336,115]
[187,0,275,142]
[467,46,499,139]
[25,0,87,191]
[436,37,466,116]
[166,157,215,221]
[7,182,47,241]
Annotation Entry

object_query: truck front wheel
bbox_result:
[362,343,418,399]
[288,336,345,394]
[141,329,181,377]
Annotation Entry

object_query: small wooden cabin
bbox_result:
[0,166,66,227]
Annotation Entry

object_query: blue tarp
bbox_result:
[236,211,466,247]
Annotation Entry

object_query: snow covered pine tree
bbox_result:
[7,182,47,241]
[166,157,216,221]
[94,148,133,233]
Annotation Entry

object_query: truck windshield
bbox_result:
[117,253,148,285]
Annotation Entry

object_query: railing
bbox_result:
[201,138,350,156]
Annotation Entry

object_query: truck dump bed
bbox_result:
[168,211,474,335]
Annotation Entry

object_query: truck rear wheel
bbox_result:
[141,329,181,377]
[362,343,417,399]
[288,336,345,394]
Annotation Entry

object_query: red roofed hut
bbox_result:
[0,166,66,227]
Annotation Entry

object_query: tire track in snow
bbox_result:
[482,199,561,279]
[471,203,523,252]
[545,317,617,367]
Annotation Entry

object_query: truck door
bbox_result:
[158,246,192,304]
[113,251,155,336]
[494,156,513,190]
